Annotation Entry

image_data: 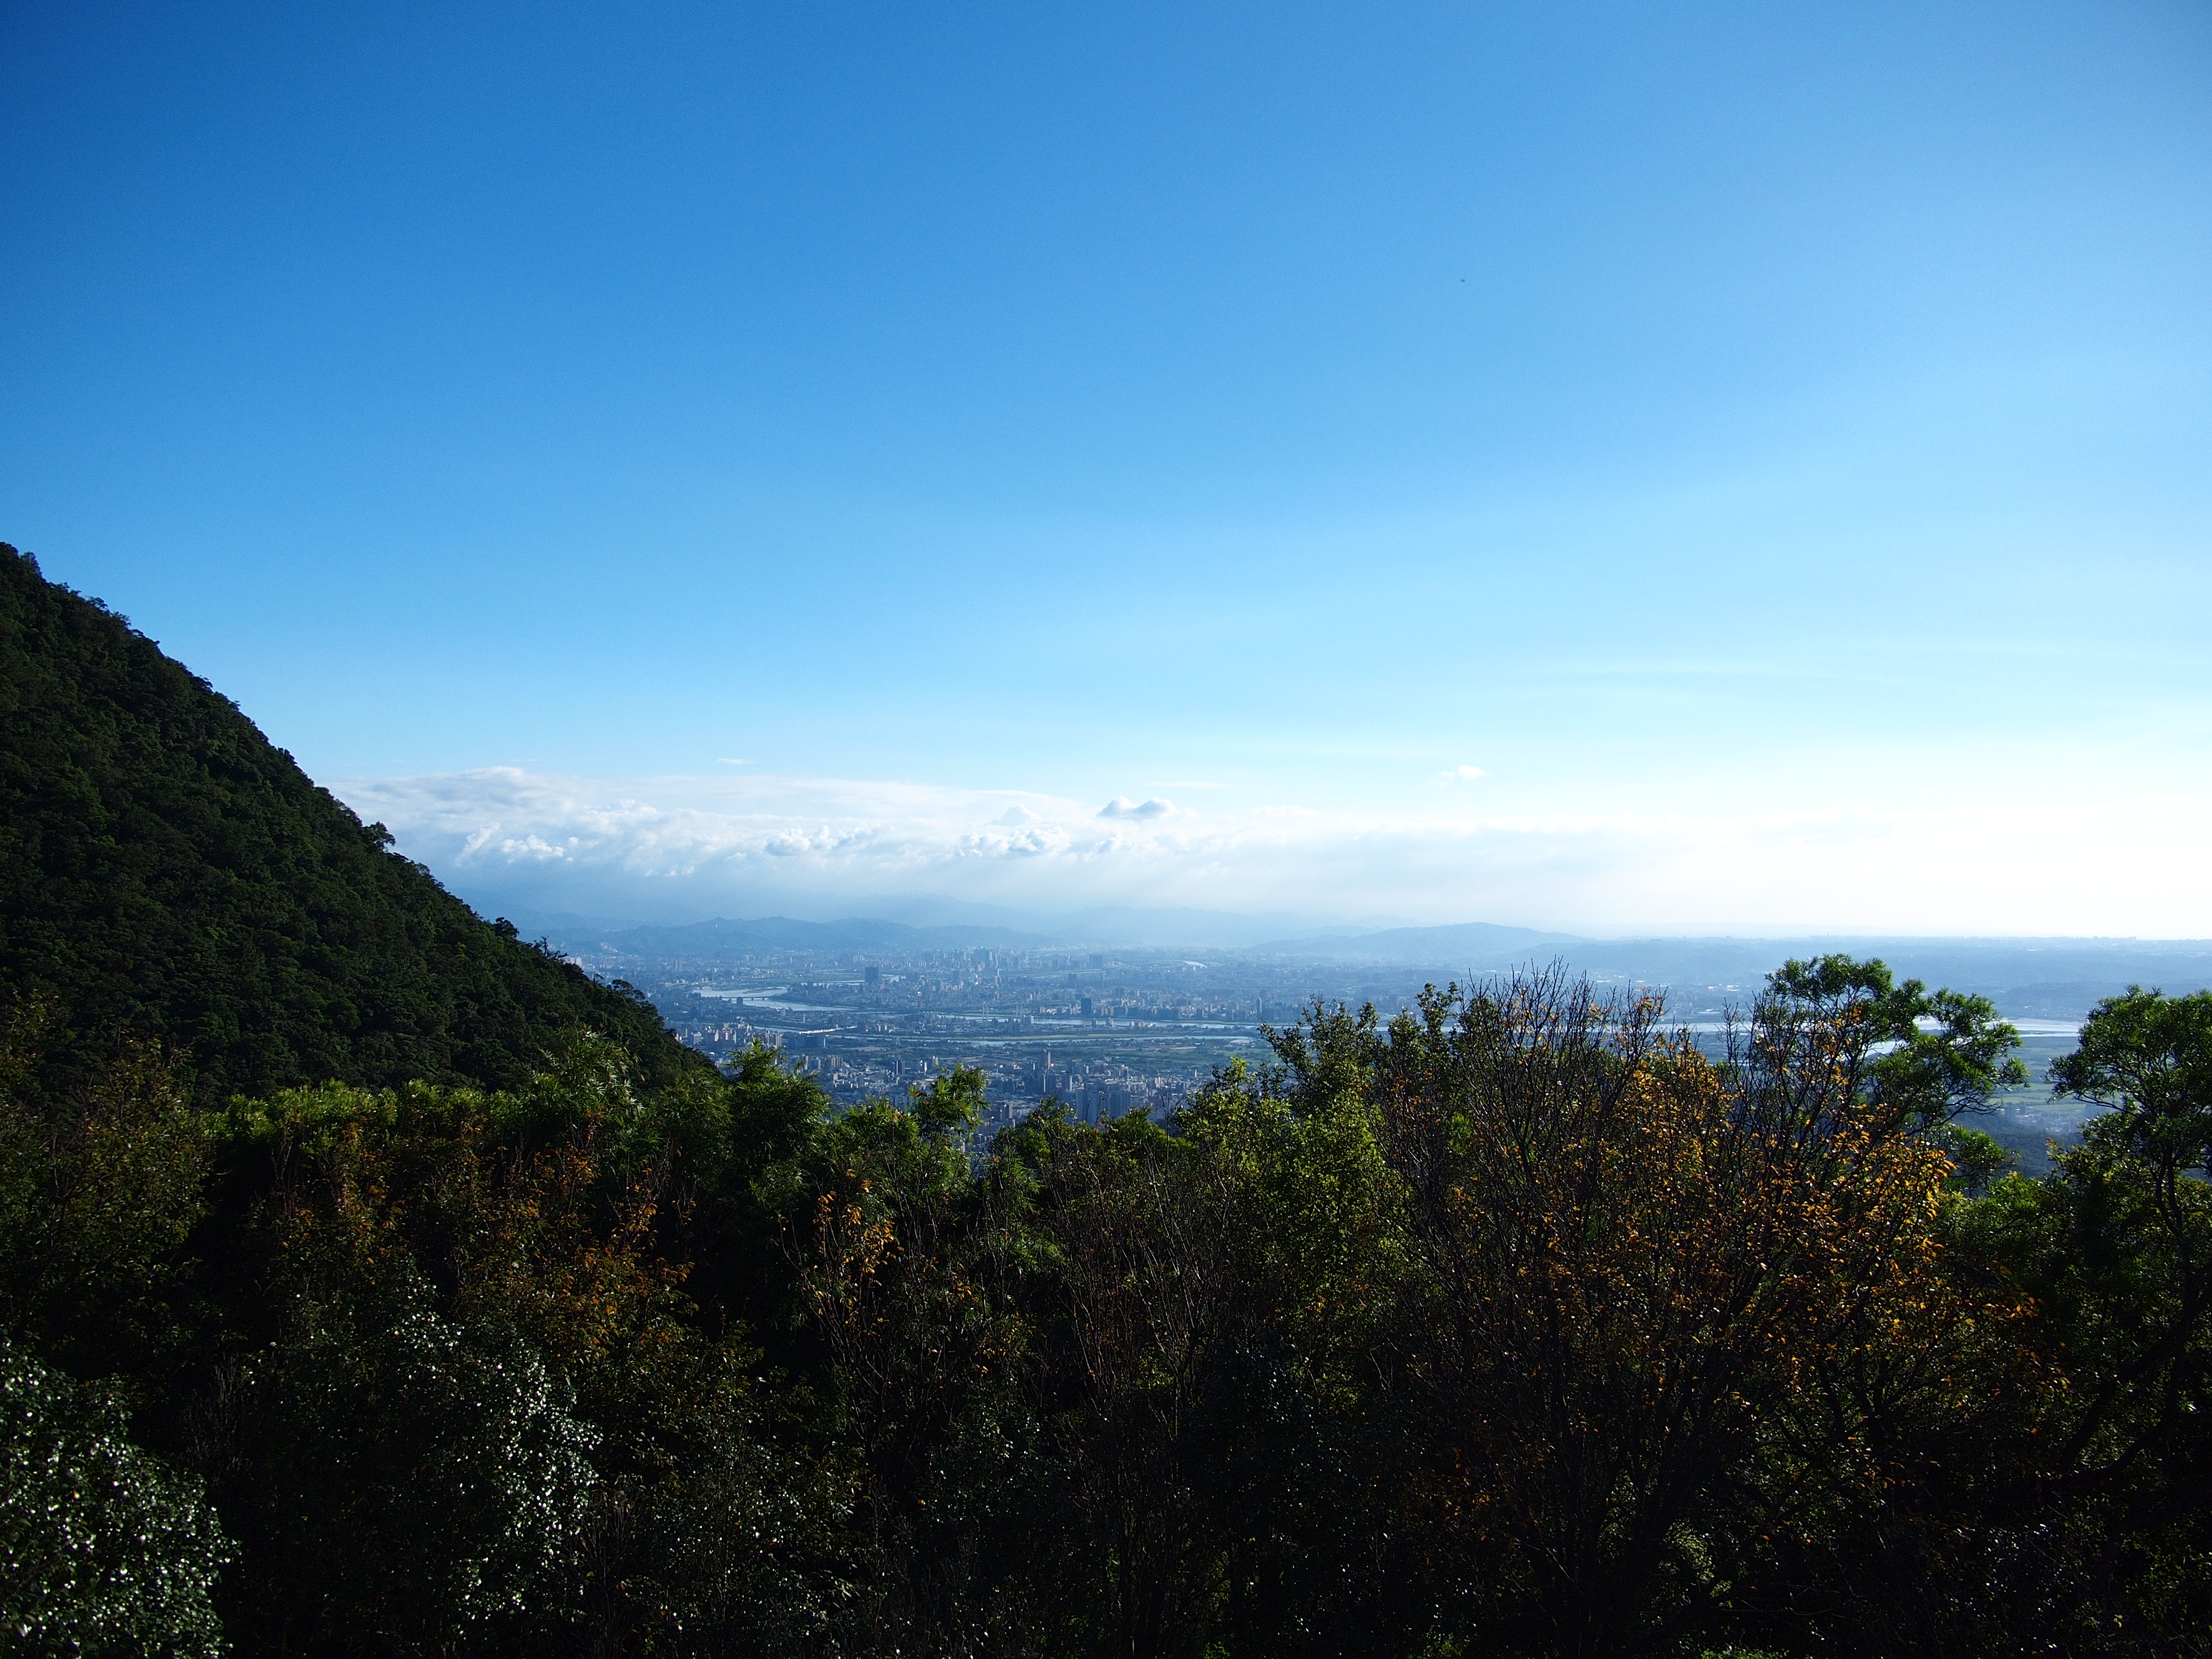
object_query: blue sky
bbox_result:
[5,2,2209,933]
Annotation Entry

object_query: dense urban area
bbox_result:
[566,935,2130,1175]
[601,947,1349,1131]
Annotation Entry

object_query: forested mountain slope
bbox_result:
[0,544,704,1101]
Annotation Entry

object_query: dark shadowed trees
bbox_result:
[0,543,708,1107]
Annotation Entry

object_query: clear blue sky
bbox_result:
[5,3,2208,932]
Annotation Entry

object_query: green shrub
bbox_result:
[0,1339,228,1657]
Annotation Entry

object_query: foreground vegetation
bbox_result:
[3,960,2206,1657]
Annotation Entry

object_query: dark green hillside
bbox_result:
[0,544,705,1102]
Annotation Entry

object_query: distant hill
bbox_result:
[523,904,1387,953]
[1536,937,2212,1018]
[543,907,1421,962]
[548,913,1051,963]
[1239,922,2212,1021]
[1041,906,1384,949]
[0,544,706,1102]
[1250,921,1585,963]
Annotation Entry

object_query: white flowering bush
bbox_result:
[242,1301,600,1651]
[0,1339,228,1657]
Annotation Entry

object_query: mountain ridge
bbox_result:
[0,544,705,1102]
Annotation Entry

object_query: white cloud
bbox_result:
[1098,796,1177,820]
[328,765,2212,935]
[1437,765,1488,783]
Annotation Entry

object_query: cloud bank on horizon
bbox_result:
[337,766,2212,936]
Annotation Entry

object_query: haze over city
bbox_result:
[5,2,2207,936]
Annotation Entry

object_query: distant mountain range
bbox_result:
[528,904,2212,1024]
[843,898,1391,946]
[1249,921,1583,961]
[1246,926,2212,1019]
[534,913,1051,961]
[509,902,1389,955]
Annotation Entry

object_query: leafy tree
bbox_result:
[1015,1107,1243,1656]
[1176,1035,1434,1654]
[786,1068,1059,1652]
[1187,966,2038,1657]
[201,1053,844,1656]
[1944,988,2212,1654]
[1928,1120,2014,1195]
[1754,952,2028,1131]
[2053,986,2212,1183]
[0,997,208,1389]
[1380,974,1899,1651]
